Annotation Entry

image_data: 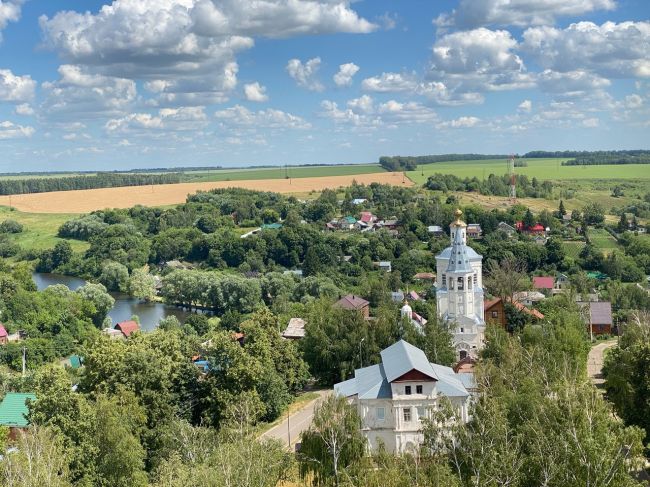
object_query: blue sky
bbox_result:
[0,0,648,172]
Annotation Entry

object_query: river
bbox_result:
[32,273,193,332]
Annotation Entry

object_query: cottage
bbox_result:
[466,224,482,238]
[0,325,7,345]
[578,301,613,336]
[114,320,140,338]
[484,297,544,329]
[0,392,36,440]
[532,276,555,293]
[282,318,306,339]
[513,291,546,306]
[359,211,377,224]
[378,261,392,273]
[555,273,570,290]
[497,222,517,237]
[334,340,473,454]
[334,294,370,319]
[413,272,436,282]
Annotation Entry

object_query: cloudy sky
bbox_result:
[0,0,648,172]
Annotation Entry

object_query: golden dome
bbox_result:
[452,208,467,227]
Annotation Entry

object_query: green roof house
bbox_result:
[0,392,36,428]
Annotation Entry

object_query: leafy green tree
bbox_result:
[558,200,566,217]
[0,426,72,487]
[128,268,157,301]
[582,202,605,225]
[0,219,23,233]
[603,313,650,446]
[299,395,365,487]
[523,208,535,228]
[76,283,115,326]
[99,261,130,293]
[86,224,150,271]
[617,212,629,233]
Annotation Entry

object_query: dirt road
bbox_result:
[587,340,617,386]
[260,390,330,450]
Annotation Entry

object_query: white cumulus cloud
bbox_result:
[243,82,269,102]
[0,69,35,102]
[333,63,360,87]
[0,0,22,41]
[435,0,615,29]
[286,57,324,91]
[0,120,34,139]
[214,105,311,129]
[518,99,532,113]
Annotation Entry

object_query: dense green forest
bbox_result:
[562,150,650,165]
[0,172,182,195]
[425,172,553,198]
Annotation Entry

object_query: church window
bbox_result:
[473,273,478,285]
[460,327,464,333]
[462,231,465,238]
[459,350,468,360]
[417,407,426,421]
[442,274,446,287]
[458,277,464,290]
[403,408,411,422]
[467,276,472,289]
[376,407,385,421]
[416,385,423,394]
[405,386,412,395]
[449,280,454,290]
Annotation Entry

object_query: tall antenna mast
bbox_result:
[509,154,516,203]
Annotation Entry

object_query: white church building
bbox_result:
[435,209,486,359]
[334,340,474,454]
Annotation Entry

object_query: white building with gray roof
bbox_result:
[334,340,474,454]
[435,209,486,360]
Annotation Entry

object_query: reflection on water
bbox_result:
[32,273,193,332]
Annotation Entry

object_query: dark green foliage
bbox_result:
[0,219,23,233]
[425,172,553,198]
[379,154,509,171]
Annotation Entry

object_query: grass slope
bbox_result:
[0,207,88,253]
[589,228,619,254]
[407,158,650,183]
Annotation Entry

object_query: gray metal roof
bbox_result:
[445,228,473,274]
[587,301,612,325]
[436,246,482,261]
[380,340,438,382]
[334,340,471,400]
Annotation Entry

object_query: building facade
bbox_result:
[435,210,486,359]
[334,340,474,454]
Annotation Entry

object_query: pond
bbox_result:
[32,273,193,332]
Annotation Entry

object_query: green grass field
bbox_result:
[563,241,586,259]
[407,158,650,184]
[0,207,88,253]
[589,228,620,254]
[182,164,385,182]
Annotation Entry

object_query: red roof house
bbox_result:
[114,320,140,338]
[532,276,555,290]
[334,294,370,318]
[359,211,376,223]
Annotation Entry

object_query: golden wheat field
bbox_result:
[0,172,412,214]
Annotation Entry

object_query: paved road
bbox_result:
[587,340,617,386]
[260,390,330,449]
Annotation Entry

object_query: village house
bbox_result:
[555,273,571,290]
[516,222,548,236]
[483,297,545,330]
[413,272,436,282]
[334,340,474,454]
[532,276,555,295]
[466,223,482,238]
[0,392,36,440]
[0,324,8,345]
[578,301,613,336]
[377,261,392,273]
[513,291,546,307]
[497,221,517,237]
[334,294,370,319]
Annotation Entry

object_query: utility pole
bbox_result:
[359,338,365,368]
[287,407,291,450]
[22,347,26,377]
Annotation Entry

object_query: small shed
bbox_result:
[0,392,36,439]
[115,320,140,338]
[282,318,306,339]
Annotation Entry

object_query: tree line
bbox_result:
[379,154,509,171]
[425,172,554,198]
[0,172,182,195]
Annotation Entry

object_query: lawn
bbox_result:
[0,206,88,253]
[563,241,586,259]
[407,158,650,184]
[589,228,619,254]
[182,164,385,182]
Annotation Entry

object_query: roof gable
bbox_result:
[532,276,554,289]
[335,294,369,310]
[115,320,140,337]
[380,340,438,383]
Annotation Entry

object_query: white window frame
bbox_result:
[376,407,385,422]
